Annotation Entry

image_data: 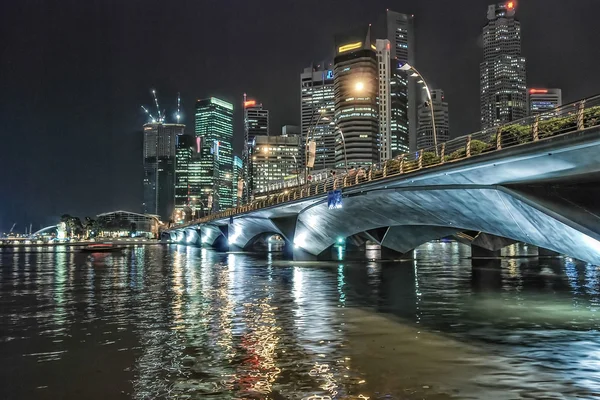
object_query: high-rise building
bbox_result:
[300,65,336,169]
[194,97,234,214]
[527,88,562,115]
[253,135,301,194]
[282,125,301,137]
[333,26,379,169]
[417,89,450,149]
[174,134,204,223]
[376,39,392,162]
[232,155,243,206]
[386,10,415,154]
[142,122,185,221]
[480,2,527,129]
[243,97,269,201]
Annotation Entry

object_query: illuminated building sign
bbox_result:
[244,100,257,108]
[529,89,549,94]
[326,70,334,80]
[338,41,362,54]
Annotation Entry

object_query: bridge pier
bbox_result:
[538,247,562,257]
[380,246,414,260]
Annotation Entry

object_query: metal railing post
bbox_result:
[368,168,372,181]
[496,127,502,150]
[440,143,445,164]
[533,116,539,141]
[383,162,388,178]
[577,100,586,130]
[343,176,348,187]
[466,135,472,158]
[399,158,404,174]
[418,150,423,169]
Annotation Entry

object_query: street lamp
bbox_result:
[338,128,349,172]
[400,63,438,154]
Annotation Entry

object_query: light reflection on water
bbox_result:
[1,243,600,399]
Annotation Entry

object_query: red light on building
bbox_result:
[244,100,256,108]
[529,89,548,94]
[507,1,515,9]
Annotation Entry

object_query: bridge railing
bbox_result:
[185,95,600,227]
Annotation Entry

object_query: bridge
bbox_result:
[166,95,600,264]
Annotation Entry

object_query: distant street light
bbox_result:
[400,63,438,154]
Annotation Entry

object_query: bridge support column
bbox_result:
[471,246,501,258]
[538,247,562,257]
[380,246,414,260]
[292,246,333,261]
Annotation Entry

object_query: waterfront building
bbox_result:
[376,39,392,161]
[333,25,379,168]
[253,135,301,195]
[527,88,562,115]
[417,89,450,149]
[243,97,269,201]
[300,65,336,169]
[386,10,415,154]
[480,1,527,129]
[142,122,185,221]
[95,210,161,239]
[194,97,234,214]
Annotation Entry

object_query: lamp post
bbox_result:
[399,63,438,154]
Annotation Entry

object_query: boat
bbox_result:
[80,243,125,253]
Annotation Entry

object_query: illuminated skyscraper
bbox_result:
[174,134,203,223]
[194,97,234,213]
[480,2,527,129]
[386,10,415,154]
[300,64,336,169]
[232,155,243,206]
[253,135,301,194]
[243,97,269,200]
[417,89,450,149]
[527,88,562,115]
[333,26,379,168]
[142,122,185,221]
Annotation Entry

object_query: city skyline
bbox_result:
[1,0,598,230]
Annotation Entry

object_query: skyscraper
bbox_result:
[527,88,562,115]
[194,97,234,213]
[417,89,450,149]
[232,155,243,206]
[386,10,415,154]
[480,2,527,129]
[142,122,185,221]
[174,134,201,223]
[376,39,392,162]
[300,65,336,169]
[253,135,301,194]
[243,97,269,200]
[333,26,379,168]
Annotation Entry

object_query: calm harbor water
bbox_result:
[1,242,600,399]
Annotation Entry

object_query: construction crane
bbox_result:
[176,92,181,123]
[9,223,16,235]
[141,89,180,124]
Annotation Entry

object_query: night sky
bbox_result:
[1,0,599,232]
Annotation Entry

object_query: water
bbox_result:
[1,242,600,399]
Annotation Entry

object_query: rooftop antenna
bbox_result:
[176,92,181,123]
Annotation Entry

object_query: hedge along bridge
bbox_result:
[167,95,600,263]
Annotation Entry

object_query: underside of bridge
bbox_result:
[166,128,600,264]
